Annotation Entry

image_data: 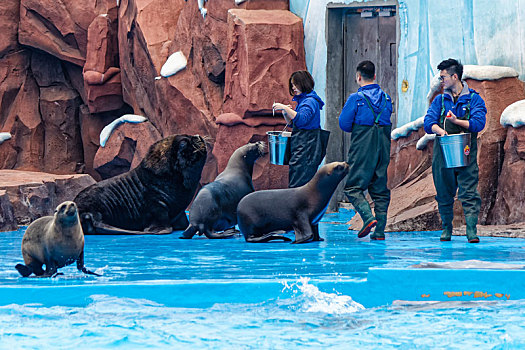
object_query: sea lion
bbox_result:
[237,161,350,243]
[181,141,267,239]
[15,201,100,277]
[75,134,207,235]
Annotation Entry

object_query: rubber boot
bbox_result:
[370,213,387,240]
[351,200,377,238]
[439,215,454,242]
[465,215,480,243]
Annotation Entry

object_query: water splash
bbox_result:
[282,277,364,314]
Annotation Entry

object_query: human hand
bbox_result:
[446,110,457,123]
[272,103,288,111]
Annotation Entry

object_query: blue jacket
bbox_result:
[292,90,324,130]
[424,88,486,134]
[338,84,393,132]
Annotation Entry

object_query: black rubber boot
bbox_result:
[439,214,453,241]
[440,222,453,241]
[351,200,377,238]
[465,215,480,243]
[370,213,386,240]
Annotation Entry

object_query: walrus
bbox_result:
[74,134,207,234]
[181,141,267,239]
[237,162,350,243]
[15,201,100,277]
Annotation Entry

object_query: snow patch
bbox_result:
[426,74,442,104]
[391,116,424,140]
[463,65,519,81]
[416,133,435,150]
[0,132,12,144]
[160,51,187,78]
[197,0,207,19]
[100,114,147,147]
[500,99,525,128]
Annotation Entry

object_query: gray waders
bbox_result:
[344,92,391,239]
[434,93,481,243]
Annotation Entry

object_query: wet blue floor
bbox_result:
[1,209,524,348]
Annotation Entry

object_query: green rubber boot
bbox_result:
[351,200,377,238]
[465,215,480,243]
[370,213,387,240]
[440,216,453,241]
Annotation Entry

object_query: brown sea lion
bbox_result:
[237,162,350,243]
[74,134,207,235]
[15,201,100,277]
[181,141,267,239]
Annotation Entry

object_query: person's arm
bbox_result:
[273,103,296,124]
[445,95,487,132]
[466,94,487,132]
[424,96,446,136]
[338,94,357,132]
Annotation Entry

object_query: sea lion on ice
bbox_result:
[181,141,266,239]
[75,134,207,234]
[237,162,349,243]
[15,201,99,277]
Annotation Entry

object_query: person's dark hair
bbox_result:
[289,70,314,96]
[437,58,463,80]
[356,60,375,81]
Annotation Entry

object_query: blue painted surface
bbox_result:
[1,209,525,347]
[1,209,524,308]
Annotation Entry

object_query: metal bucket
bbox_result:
[437,133,471,168]
[267,131,291,165]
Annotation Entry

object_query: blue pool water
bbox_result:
[1,209,524,349]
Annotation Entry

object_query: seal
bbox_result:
[15,201,100,277]
[237,162,349,243]
[75,134,207,235]
[181,141,266,239]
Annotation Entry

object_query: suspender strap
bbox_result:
[464,92,475,120]
[358,92,387,124]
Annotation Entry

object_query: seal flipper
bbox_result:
[92,222,149,235]
[77,252,101,276]
[204,228,238,239]
[291,215,314,244]
[15,264,32,277]
[311,224,324,242]
[81,267,101,276]
[246,233,293,243]
[180,225,198,239]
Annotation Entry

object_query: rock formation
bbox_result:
[0,0,305,229]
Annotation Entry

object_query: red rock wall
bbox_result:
[490,126,525,224]
[466,78,525,224]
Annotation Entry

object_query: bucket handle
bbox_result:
[273,101,291,133]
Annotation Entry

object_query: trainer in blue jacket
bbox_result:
[339,60,393,240]
[273,70,328,189]
[424,58,486,243]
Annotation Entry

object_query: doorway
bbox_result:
[325,2,398,211]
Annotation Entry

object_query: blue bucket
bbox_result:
[437,133,471,168]
[267,131,291,165]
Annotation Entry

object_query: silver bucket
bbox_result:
[437,133,471,168]
[267,131,291,165]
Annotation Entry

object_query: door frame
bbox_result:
[325,0,399,212]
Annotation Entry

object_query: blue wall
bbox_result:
[290,0,525,127]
